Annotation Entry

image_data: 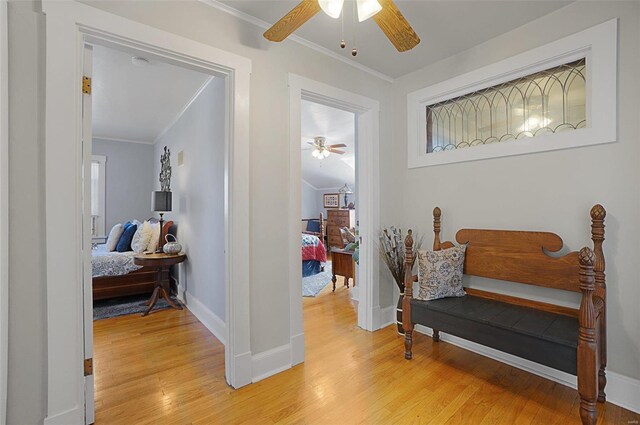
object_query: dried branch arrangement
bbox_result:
[379,227,423,292]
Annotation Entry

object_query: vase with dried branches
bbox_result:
[379,227,423,334]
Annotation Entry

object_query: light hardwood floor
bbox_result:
[94,280,639,424]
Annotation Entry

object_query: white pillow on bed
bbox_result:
[105,224,124,252]
[131,221,153,253]
[147,221,161,252]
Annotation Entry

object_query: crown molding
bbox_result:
[92,136,155,145]
[199,0,394,83]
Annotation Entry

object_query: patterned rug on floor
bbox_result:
[93,293,181,320]
[302,262,332,297]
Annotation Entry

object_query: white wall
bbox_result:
[92,138,155,231]
[6,2,46,424]
[301,180,320,219]
[155,78,226,322]
[393,1,640,381]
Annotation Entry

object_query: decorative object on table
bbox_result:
[347,202,355,210]
[308,136,346,160]
[339,183,353,209]
[159,146,172,191]
[133,252,186,316]
[379,227,423,334]
[323,193,340,209]
[163,234,182,255]
[302,262,333,297]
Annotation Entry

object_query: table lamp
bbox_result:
[339,183,353,209]
[152,190,172,252]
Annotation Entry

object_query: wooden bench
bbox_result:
[402,205,607,425]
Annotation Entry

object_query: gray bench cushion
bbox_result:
[411,295,579,375]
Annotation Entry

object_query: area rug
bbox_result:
[93,293,181,320]
[302,263,332,297]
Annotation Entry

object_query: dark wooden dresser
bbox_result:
[326,209,355,249]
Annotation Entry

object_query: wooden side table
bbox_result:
[331,248,355,292]
[134,253,186,316]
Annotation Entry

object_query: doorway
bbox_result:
[288,75,381,366]
[43,2,251,423]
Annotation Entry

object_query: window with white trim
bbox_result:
[407,19,617,168]
[426,59,586,153]
[91,155,106,240]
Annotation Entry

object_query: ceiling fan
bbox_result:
[263,0,420,55]
[307,137,347,159]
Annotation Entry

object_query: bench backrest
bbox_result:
[431,206,606,300]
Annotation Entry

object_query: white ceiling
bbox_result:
[217,0,570,79]
[301,100,356,189]
[92,44,211,143]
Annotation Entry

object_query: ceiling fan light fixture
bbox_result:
[322,149,330,158]
[318,0,344,19]
[312,149,320,158]
[356,0,382,22]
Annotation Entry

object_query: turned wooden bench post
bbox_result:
[403,230,415,360]
[590,204,607,403]
[577,247,598,425]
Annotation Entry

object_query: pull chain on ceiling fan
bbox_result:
[263,0,420,54]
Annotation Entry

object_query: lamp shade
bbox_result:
[339,183,353,194]
[152,191,172,212]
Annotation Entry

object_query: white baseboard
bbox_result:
[231,351,253,388]
[252,344,292,383]
[606,371,640,414]
[380,305,396,329]
[291,332,304,366]
[414,325,640,414]
[44,406,82,425]
[181,291,226,346]
[350,285,359,302]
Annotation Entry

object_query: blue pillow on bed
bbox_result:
[306,219,321,233]
[116,223,137,252]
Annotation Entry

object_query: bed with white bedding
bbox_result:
[92,244,142,278]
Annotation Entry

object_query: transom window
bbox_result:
[426,59,586,153]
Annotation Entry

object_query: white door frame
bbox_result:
[42,2,252,424]
[288,74,380,364]
[0,1,8,423]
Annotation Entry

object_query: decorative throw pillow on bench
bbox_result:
[416,245,467,301]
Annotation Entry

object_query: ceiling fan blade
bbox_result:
[263,0,321,42]
[330,149,345,155]
[328,143,347,148]
[372,0,420,52]
[307,141,316,145]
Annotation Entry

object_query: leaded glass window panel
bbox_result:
[426,59,586,153]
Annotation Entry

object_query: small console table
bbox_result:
[134,252,186,316]
[331,248,355,292]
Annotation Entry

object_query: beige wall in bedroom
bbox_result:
[392,1,640,381]
[5,1,397,422]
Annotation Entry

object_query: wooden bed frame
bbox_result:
[302,212,325,246]
[92,220,174,300]
[93,268,168,301]
[403,205,607,425]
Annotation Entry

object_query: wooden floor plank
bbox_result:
[94,278,639,424]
